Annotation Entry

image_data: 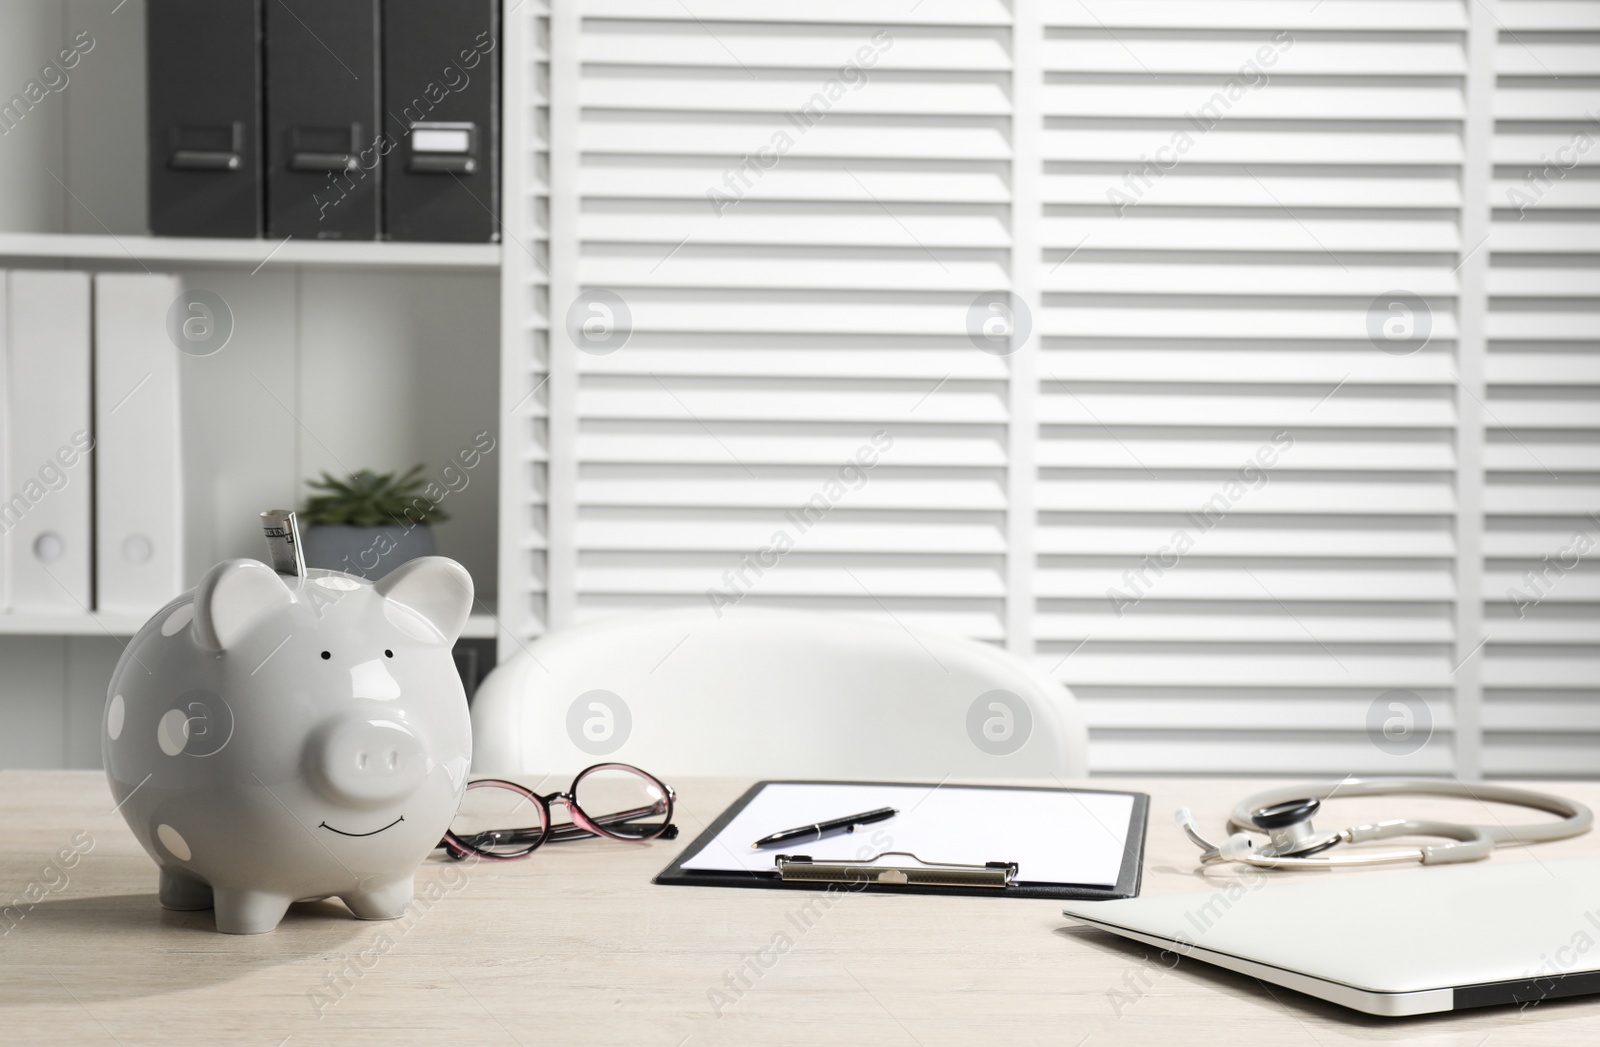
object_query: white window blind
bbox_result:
[499,1,552,638]
[500,0,1600,777]
[1035,0,1477,776]
[1483,0,1600,776]
[549,0,1021,646]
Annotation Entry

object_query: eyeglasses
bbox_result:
[439,763,678,861]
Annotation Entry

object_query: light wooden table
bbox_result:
[2,772,1597,1046]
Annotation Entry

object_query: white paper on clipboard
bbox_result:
[678,782,1135,887]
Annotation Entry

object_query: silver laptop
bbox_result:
[1062,856,1600,1017]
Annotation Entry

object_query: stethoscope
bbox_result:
[1177,778,1593,869]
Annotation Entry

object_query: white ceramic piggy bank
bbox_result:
[103,556,473,934]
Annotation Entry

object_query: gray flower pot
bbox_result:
[302,524,436,580]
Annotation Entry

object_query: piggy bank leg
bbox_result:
[212,888,292,935]
[158,869,214,911]
[340,876,415,921]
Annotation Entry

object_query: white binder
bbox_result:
[95,273,185,615]
[5,271,93,612]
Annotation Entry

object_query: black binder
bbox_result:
[263,0,381,239]
[382,0,500,242]
[147,0,264,238]
[656,780,1149,901]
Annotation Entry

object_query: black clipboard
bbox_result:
[654,779,1149,901]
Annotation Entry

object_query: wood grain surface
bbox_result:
[1,771,1597,1046]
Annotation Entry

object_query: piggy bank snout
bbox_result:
[310,716,430,808]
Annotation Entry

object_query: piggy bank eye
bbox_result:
[384,649,394,658]
[320,651,331,660]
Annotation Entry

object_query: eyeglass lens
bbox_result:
[450,779,549,858]
[570,763,672,841]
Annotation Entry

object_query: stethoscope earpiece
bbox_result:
[1180,779,1592,870]
[1218,833,1260,863]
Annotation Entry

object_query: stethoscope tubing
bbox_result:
[1227,778,1593,846]
[1186,778,1593,869]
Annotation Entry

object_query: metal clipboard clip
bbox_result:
[774,851,1019,889]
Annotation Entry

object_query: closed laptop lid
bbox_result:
[1063,856,1600,998]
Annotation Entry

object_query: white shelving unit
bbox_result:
[0,233,501,270]
[0,0,507,768]
[0,611,501,640]
[0,238,505,637]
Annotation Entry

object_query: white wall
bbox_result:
[0,636,117,769]
[0,0,146,234]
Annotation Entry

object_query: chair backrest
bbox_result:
[471,606,1087,780]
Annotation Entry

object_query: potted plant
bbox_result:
[299,465,449,580]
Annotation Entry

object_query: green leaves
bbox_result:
[300,464,450,527]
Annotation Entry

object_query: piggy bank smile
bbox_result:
[104,556,474,934]
[319,816,405,837]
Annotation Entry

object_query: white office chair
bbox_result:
[470,606,1087,780]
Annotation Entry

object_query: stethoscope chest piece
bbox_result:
[1246,797,1342,858]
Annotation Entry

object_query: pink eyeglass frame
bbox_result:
[439,762,677,861]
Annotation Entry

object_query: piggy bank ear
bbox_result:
[194,559,296,652]
[374,556,474,643]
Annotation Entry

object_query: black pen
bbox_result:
[752,807,898,849]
